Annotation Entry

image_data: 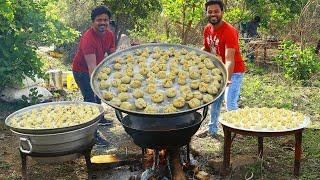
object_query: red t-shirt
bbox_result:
[72,27,116,73]
[203,21,245,73]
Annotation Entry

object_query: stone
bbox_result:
[195,171,210,180]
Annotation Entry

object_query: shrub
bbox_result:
[0,1,78,89]
[273,41,320,85]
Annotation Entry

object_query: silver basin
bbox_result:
[13,121,98,154]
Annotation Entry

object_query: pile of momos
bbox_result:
[95,46,224,114]
[9,104,101,129]
[221,107,305,131]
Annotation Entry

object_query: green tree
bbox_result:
[103,0,162,42]
[243,0,309,37]
[0,0,79,89]
[273,41,320,85]
[161,0,204,44]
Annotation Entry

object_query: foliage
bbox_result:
[223,0,251,25]
[103,0,162,41]
[273,41,320,85]
[243,0,309,37]
[161,0,204,44]
[18,87,44,107]
[128,12,182,44]
[0,0,79,88]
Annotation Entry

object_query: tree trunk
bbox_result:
[182,3,186,44]
[223,0,228,11]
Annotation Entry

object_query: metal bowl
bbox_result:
[5,101,104,134]
[219,116,311,133]
[13,121,98,154]
[91,43,227,117]
[5,101,104,155]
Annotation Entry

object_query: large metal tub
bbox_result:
[14,121,98,154]
[5,101,104,156]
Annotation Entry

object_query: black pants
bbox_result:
[72,71,101,104]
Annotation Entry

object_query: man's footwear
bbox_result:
[98,118,112,126]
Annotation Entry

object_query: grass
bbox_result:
[240,71,320,127]
[0,160,11,170]
[230,129,320,179]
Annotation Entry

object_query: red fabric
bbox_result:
[72,27,115,73]
[203,21,246,73]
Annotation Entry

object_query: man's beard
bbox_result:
[208,16,222,25]
[98,24,106,32]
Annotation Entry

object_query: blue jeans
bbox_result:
[209,73,245,134]
[73,71,101,104]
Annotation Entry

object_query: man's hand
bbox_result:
[225,48,235,82]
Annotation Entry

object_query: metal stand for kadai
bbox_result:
[19,141,95,180]
[221,125,304,177]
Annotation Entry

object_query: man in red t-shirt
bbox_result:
[72,5,115,104]
[72,6,116,146]
[197,0,246,138]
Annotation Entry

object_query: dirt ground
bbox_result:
[1,103,318,180]
[0,103,252,180]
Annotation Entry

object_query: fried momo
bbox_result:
[207,84,219,95]
[189,71,200,80]
[121,76,131,84]
[97,72,108,80]
[162,79,173,88]
[112,79,121,87]
[177,77,186,85]
[145,84,157,94]
[166,88,177,98]
[99,81,110,89]
[190,80,200,90]
[163,104,177,113]
[103,92,114,101]
[199,82,209,93]
[193,91,203,100]
[135,98,147,109]
[130,80,142,88]
[151,92,165,103]
[199,68,209,75]
[110,98,121,106]
[181,92,194,101]
[114,63,122,70]
[201,75,212,83]
[188,98,201,109]
[139,67,148,76]
[205,61,215,69]
[133,74,144,81]
[118,92,130,101]
[101,67,111,75]
[212,74,223,81]
[158,71,167,79]
[120,102,133,110]
[203,94,214,104]
[113,72,122,79]
[144,105,157,113]
[118,84,129,92]
[133,89,144,98]
[211,68,222,75]
[180,85,191,93]
[173,97,185,108]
